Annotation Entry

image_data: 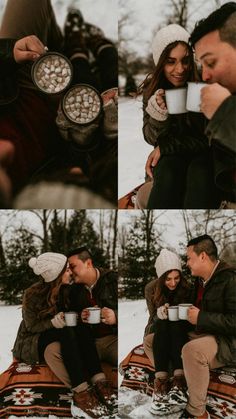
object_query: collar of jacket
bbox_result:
[203,260,235,288]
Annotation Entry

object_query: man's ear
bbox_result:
[86,258,93,268]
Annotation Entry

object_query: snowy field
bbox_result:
[118,98,150,198]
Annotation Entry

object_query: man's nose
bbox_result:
[201,66,211,82]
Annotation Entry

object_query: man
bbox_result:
[189,2,236,205]
[44,247,118,416]
[180,234,236,419]
[68,246,118,367]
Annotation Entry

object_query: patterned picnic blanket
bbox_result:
[120,344,236,419]
[0,360,117,418]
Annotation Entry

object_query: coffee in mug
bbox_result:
[168,306,179,321]
[186,82,206,112]
[64,311,78,326]
[165,88,187,114]
[87,307,101,324]
[178,304,193,320]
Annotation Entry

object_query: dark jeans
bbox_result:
[71,46,118,92]
[38,323,102,388]
[184,152,221,208]
[152,320,189,372]
[147,154,191,209]
[147,152,221,209]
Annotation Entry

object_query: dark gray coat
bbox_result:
[206,96,236,199]
[196,261,236,365]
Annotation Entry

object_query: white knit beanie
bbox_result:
[28,252,67,282]
[152,24,190,66]
[155,249,182,278]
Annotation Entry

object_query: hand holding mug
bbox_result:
[101,307,116,325]
[187,306,200,324]
[155,89,166,110]
[13,35,46,63]
[200,83,231,119]
[81,308,90,323]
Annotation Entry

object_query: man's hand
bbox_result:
[13,35,45,63]
[187,306,200,325]
[200,83,231,119]
[101,307,116,325]
[145,146,161,178]
[81,308,90,323]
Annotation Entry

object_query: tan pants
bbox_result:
[44,334,118,388]
[182,334,225,416]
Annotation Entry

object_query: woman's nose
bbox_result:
[175,61,184,73]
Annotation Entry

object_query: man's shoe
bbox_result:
[180,408,210,418]
[71,387,109,418]
[168,374,188,407]
[94,379,117,412]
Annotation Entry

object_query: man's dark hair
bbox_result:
[187,234,218,261]
[67,246,93,262]
[190,2,236,47]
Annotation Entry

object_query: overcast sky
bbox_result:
[119,0,232,57]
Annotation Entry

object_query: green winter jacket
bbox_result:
[196,261,236,365]
[206,95,236,199]
[12,281,54,364]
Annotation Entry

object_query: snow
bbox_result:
[118,97,150,198]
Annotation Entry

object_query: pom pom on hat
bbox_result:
[28,252,67,282]
[155,248,182,278]
[152,23,190,65]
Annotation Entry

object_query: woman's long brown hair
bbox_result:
[152,269,190,307]
[23,264,67,319]
[138,41,197,100]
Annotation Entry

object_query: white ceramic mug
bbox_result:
[87,307,101,324]
[165,88,187,114]
[168,306,179,321]
[178,304,193,320]
[186,82,206,112]
[64,311,78,326]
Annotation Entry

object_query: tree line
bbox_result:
[0,210,117,304]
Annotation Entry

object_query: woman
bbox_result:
[143,249,193,416]
[12,252,113,418]
[141,24,220,209]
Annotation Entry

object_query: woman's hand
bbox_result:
[155,89,167,110]
[101,307,116,325]
[145,146,161,178]
[157,303,169,320]
[51,312,66,328]
[13,35,46,63]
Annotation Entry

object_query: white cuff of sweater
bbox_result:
[146,90,168,121]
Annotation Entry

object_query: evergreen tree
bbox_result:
[0,227,38,304]
[120,211,160,299]
[67,211,107,267]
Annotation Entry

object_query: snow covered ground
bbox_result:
[118,97,150,198]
